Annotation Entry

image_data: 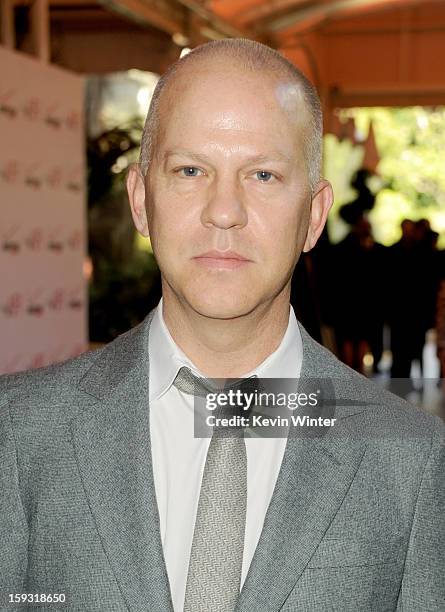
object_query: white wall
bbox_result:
[0,47,87,374]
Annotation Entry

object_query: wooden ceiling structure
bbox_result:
[2,0,445,113]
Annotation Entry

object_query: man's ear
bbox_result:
[126,163,150,237]
[303,179,333,252]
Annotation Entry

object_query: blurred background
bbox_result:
[1,0,444,418]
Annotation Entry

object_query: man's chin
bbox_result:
[186,293,257,321]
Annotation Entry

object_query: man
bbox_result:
[1,39,443,612]
[388,219,439,393]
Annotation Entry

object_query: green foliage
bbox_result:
[87,119,160,342]
[324,107,445,247]
[87,119,142,205]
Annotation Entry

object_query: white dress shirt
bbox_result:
[148,298,303,612]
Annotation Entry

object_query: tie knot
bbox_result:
[173,366,260,398]
[173,366,262,434]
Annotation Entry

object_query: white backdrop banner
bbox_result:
[0,47,87,374]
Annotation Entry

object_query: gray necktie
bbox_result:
[174,366,248,612]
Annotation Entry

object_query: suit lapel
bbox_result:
[72,311,174,612]
[235,323,368,612]
[235,435,366,611]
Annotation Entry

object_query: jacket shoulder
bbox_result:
[299,324,444,439]
[0,310,153,430]
[0,345,105,427]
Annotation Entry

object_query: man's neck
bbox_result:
[162,290,291,379]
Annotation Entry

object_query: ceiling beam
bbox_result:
[50,8,128,23]
[329,84,445,108]
[233,0,308,28]
[98,0,251,41]
[175,0,250,39]
[265,0,435,35]
[1,0,16,47]
[97,0,185,36]
[30,0,50,61]
[12,0,98,5]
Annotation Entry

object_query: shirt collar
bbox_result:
[148,297,303,401]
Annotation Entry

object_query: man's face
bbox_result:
[130,60,331,319]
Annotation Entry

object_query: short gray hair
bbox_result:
[139,38,323,191]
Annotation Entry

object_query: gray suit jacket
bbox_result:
[1,309,444,611]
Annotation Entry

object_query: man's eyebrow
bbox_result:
[163,149,292,164]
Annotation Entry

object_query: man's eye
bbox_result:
[255,171,274,182]
[178,167,203,177]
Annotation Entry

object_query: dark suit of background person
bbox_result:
[332,212,386,374]
[388,219,441,383]
[436,249,445,382]
[0,308,444,611]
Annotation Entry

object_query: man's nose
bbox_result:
[201,176,248,230]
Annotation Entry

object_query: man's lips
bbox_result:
[193,250,252,269]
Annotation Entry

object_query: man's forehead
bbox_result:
[161,57,304,113]
[162,148,294,164]
[149,57,312,171]
[275,81,306,114]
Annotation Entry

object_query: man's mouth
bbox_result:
[193,250,252,270]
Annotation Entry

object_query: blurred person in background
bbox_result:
[332,170,385,374]
[389,218,441,387]
[435,246,445,388]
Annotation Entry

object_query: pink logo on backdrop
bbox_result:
[2,224,21,253]
[24,162,42,189]
[22,96,41,121]
[26,289,45,316]
[0,88,17,118]
[25,227,44,251]
[48,226,64,252]
[45,102,61,129]
[68,285,83,310]
[2,292,23,316]
[68,229,82,250]
[66,165,82,192]
[48,288,65,311]
[65,110,80,131]
[1,159,20,184]
[1,344,88,374]
[46,166,63,189]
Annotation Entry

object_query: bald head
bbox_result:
[139,38,323,191]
